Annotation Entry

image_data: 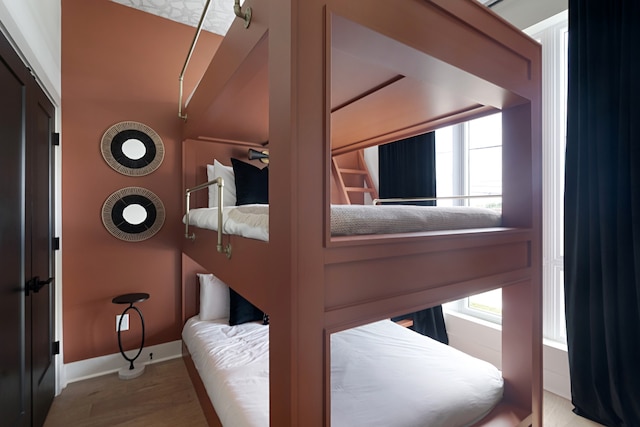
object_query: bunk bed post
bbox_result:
[502,97,543,426]
[502,279,542,426]
[268,0,327,425]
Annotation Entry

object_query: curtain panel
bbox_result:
[565,1,640,425]
[379,132,437,205]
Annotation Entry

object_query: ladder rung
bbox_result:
[395,318,414,328]
[345,187,376,193]
[338,168,367,175]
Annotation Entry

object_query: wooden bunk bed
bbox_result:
[180,0,542,425]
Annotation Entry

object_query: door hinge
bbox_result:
[52,341,60,356]
[52,237,60,251]
[52,132,60,146]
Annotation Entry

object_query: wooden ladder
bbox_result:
[332,150,379,205]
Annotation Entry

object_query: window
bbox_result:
[440,11,569,345]
[436,113,503,323]
[467,114,503,210]
[435,113,502,209]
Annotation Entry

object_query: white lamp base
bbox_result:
[118,364,145,380]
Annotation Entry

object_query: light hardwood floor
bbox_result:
[543,393,604,427]
[44,358,604,427]
[44,359,208,427]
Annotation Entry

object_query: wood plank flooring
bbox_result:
[45,357,604,427]
[44,358,207,427]
[543,393,604,427]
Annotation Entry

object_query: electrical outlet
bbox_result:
[116,314,129,332]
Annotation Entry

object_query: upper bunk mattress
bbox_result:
[185,204,502,242]
[182,317,504,427]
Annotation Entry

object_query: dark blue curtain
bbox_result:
[379,132,448,344]
[565,1,640,425]
[379,133,436,206]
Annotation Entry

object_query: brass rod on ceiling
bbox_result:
[178,0,213,120]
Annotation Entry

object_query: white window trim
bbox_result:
[527,10,568,344]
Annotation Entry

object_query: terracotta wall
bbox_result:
[61,0,221,363]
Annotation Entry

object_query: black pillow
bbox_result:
[231,158,269,205]
[228,288,268,325]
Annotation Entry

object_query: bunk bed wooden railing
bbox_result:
[180,0,542,425]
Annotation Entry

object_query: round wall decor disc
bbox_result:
[102,187,165,242]
[101,121,164,176]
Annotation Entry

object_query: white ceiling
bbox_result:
[110,0,238,35]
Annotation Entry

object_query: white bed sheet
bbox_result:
[186,205,270,242]
[184,204,502,242]
[182,317,503,427]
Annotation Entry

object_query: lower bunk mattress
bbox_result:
[182,316,504,427]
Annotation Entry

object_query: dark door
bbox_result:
[1,31,56,427]
[0,35,29,427]
[25,87,56,427]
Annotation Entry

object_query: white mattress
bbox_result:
[185,204,502,242]
[182,317,503,427]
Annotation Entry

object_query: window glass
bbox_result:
[468,146,501,206]
[468,289,502,317]
[468,113,502,149]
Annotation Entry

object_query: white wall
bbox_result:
[0,0,61,104]
[446,311,572,400]
[492,0,568,30]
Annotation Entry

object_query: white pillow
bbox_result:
[206,159,236,208]
[198,273,230,321]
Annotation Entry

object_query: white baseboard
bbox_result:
[444,311,571,400]
[59,340,183,392]
[542,339,571,399]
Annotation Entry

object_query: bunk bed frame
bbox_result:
[180,0,542,425]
